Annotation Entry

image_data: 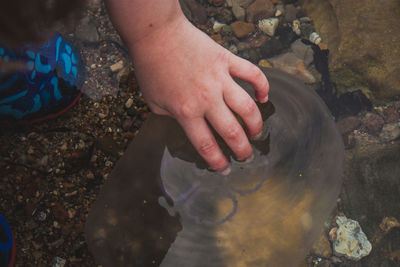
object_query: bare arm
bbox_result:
[105,0,269,174]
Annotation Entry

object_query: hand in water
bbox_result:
[128,15,269,173]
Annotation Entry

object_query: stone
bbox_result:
[258,18,279,37]
[383,106,400,124]
[232,2,246,21]
[276,25,299,47]
[379,122,400,142]
[230,21,256,38]
[362,113,384,135]
[74,17,99,43]
[260,39,285,58]
[181,0,208,24]
[211,0,225,6]
[311,231,332,258]
[258,59,272,68]
[215,7,234,24]
[125,98,134,109]
[268,52,316,83]
[110,60,124,73]
[227,0,255,8]
[213,21,227,32]
[290,39,313,66]
[284,4,297,22]
[332,216,372,261]
[246,0,275,23]
[300,0,400,103]
[336,116,361,135]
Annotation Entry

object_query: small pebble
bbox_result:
[125,98,134,109]
[110,60,124,72]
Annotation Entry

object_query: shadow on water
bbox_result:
[85,68,344,266]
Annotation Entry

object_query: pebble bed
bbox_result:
[1,0,399,266]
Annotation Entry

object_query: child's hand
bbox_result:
[129,15,269,173]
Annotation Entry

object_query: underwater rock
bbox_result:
[230,21,256,38]
[75,16,99,43]
[258,59,272,68]
[231,1,246,21]
[246,0,275,23]
[284,4,297,22]
[332,216,372,260]
[383,107,400,124]
[258,18,279,36]
[213,21,227,32]
[260,39,285,58]
[290,39,313,66]
[308,32,321,45]
[300,0,400,103]
[379,122,400,142]
[269,52,316,83]
[362,113,384,135]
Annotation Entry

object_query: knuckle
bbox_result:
[241,100,257,116]
[176,101,196,119]
[225,125,242,142]
[198,140,218,157]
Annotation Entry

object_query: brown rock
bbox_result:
[363,113,384,135]
[52,203,69,222]
[383,106,399,124]
[181,0,208,24]
[300,0,400,103]
[230,21,256,38]
[246,0,275,23]
[211,0,225,6]
[269,52,316,83]
[336,116,361,135]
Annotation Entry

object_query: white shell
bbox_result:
[332,216,372,260]
[213,21,227,32]
[258,18,279,37]
[292,20,301,35]
[309,32,322,45]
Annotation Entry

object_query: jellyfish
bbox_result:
[85,68,344,267]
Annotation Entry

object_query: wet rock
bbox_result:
[311,231,332,258]
[181,0,208,24]
[110,60,124,73]
[232,2,246,21]
[230,21,256,38]
[96,135,122,157]
[362,113,384,135]
[379,122,400,142]
[268,52,316,83]
[52,203,69,222]
[258,59,272,68]
[284,4,297,22]
[275,24,299,47]
[215,7,234,24]
[383,106,400,124]
[301,0,400,103]
[258,18,279,37]
[75,17,99,43]
[336,116,361,135]
[332,216,372,260]
[124,98,134,109]
[260,39,285,58]
[290,39,313,66]
[213,21,227,32]
[246,0,275,23]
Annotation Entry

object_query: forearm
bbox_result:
[104,0,185,54]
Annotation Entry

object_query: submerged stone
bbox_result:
[85,68,344,266]
[333,216,372,260]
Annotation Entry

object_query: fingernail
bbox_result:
[238,152,254,163]
[251,131,263,141]
[260,95,269,103]
[219,165,231,176]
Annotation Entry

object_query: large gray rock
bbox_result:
[300,0,400,104]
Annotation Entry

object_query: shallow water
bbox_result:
[85,68,344,266]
